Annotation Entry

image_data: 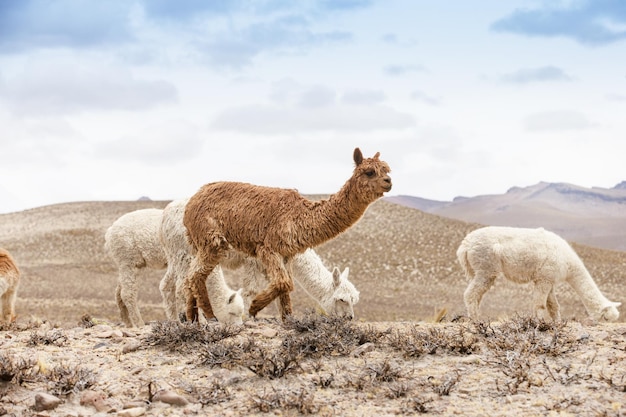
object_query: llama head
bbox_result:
[352,148,392,201]
[215,289,245,325]
[320,267,360,319]
[599,301,621,322]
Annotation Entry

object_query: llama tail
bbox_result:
[456,239,474,279]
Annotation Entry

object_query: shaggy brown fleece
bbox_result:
[0,247,20,323]
[184,148,392,321]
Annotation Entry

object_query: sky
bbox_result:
[1,0,625,214]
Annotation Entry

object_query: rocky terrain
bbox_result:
[0,199,625,415]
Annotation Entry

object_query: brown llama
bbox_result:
[0,248,21,323]
[183,147,392,321]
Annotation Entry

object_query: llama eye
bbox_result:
[365,170,375,178]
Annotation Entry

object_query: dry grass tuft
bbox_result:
[143,320,242,352]
[250,386,317,414]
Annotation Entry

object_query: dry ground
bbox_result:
[0,199,625,415]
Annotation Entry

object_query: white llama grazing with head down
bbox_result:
[457,226,621,322]
[105,208,244,327]
[183,148,391,322]
[159,199,360,320]
[238,249,359,319]
[0,248,20,324]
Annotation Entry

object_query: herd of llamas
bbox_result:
[0,148,621,326]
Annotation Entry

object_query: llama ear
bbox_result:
[353,148,363,166]
[613,302,622,307]
[342,267,350,278]
[332,267,342,287]
[373,151,380,160]
[228,292,236,304]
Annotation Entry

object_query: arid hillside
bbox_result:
[1,200,626,416]
[387,181,626,251]
[0,198,624,326]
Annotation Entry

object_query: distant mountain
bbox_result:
[386,181,626,251]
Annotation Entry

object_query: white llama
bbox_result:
[159,199,360,320]
[105,208,244,327]
[457,226,621,321]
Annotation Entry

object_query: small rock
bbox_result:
[152,389,189,406]
[33,392,62,411]
[121,338,143,353]
[95,329,124,338]
[123,401,149,409]
[249,327,278,338]
[117,407,147,417]
[351,342,375,357]
[80,390,113,412]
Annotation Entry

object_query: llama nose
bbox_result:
[384,176,392,190]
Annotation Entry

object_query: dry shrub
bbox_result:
[388,325,479,357]
[28,329,68,347]
[197,380,232,405]
[250,386,317,414]
[0,353,38,384]
[47,364,97,395]
[481,315,585,394]
[284,311,385,357]
[144,320,241,352]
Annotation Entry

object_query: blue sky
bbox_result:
[1,0,625,213]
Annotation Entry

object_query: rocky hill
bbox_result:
[386,181,626,251]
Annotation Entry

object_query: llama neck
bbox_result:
[206,266,231,307]
[289,251,335,305]
[567,261,611,315]
[303,180,373,248]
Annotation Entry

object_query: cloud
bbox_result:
[0,59,178,116]
[341,90,387,105]
[523,110,596,132]
[212,103,414,134]
[410,90,441,106]
[199,18,351,69]
[212,79,414,134]
[384,64,427,76]
[491,0,626,46]
[0,0,133,53]
[94,121,203,164]
[606,93,626,101]
[500,66,572,84]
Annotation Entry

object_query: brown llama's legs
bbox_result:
[249,250,294,320]
[185,229,230,322]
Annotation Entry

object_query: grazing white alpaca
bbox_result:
[104,209,167,327]
[457,226,621,322]
[239,249,359,319]
[159,200,244,324]
[0,248,20,323]
[159,199,360,319]
[105,208,244,327]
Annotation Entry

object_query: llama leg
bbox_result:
[532,281,553,321]
[115,281,132,327]
[463,273,495,320]
[0,280,10,323]
[3,286,18,323]
[546,287,561,321]
[119,265,144,327]
[241,260,265,317]
[159,265,178,320]
[249,251,294,320]
[186,232,230,322]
